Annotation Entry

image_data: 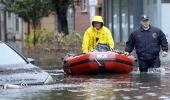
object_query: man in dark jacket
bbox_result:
[124,15,168,72]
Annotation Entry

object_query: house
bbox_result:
[0,0,23,41]
[0,2,23,42]
[0,12,56,42]
[6,12,22,41]
[0,1,56,42]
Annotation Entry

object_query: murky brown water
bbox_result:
[1,41,170,100]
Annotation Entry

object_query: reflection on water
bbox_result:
[1,71,170,100]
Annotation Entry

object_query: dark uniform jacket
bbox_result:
[125,26,168,60]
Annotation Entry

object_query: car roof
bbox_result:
[0,41,29,64]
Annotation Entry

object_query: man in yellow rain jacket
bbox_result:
[82,16,114,53]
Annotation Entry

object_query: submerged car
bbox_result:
[0,41,53,86]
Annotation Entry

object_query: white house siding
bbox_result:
[161,3,170,43]
[6,12,22,41]
[0,10,5,41]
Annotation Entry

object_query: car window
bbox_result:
[0,43,27,65]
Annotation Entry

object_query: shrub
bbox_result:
[25,30,54,46]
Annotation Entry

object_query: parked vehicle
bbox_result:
[0,41,53,86]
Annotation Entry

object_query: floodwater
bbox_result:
[1,70,170,100]
[1,41,170,100]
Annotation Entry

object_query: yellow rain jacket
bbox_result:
[82,16,114,53]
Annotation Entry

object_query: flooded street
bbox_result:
[1,71,170,100]
[1,42,170,100]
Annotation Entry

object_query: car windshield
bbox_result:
[0,43,27,65]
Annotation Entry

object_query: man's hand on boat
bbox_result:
[64,53,76,61]
[162,51,168,57]
[124,52,130,56]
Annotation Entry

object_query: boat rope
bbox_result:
[94,57,102,66]
[94,57,106,73]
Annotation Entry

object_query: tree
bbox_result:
[52,0,74,35]
[3,0,52,45]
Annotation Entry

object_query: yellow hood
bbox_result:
[92,16,104,26]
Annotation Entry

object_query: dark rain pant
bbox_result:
[138,56,161,72]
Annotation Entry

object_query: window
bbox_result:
[7,12,11,19]
[15,16,19,32]
[0,43,26,65]
[81,0,87,12]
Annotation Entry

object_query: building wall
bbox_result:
[74,0,104,34]
[104,0,161,43]
[67,7,75,33]
[23,13,56,38]
[96,0,104,17]
[143,0,161,28]
[41,13,56,32]
[161,2,170,43]
[74,1,90,34]
[6,12,22,41]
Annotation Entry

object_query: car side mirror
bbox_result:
[27,58,35,64]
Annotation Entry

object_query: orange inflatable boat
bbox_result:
[63,52,135,74]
